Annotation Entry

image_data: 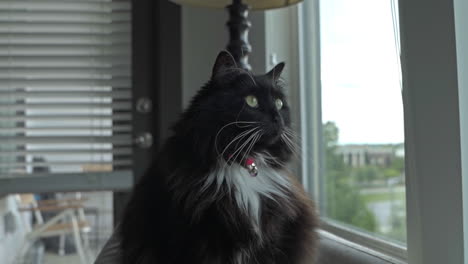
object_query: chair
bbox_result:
[15,193,92,264]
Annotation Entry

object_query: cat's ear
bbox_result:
[212,50,237,77]
[266,62,285,81]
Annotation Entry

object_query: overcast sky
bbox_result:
[320,0,404,145]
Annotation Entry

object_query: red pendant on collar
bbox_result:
[245,157,258,177]
[226,155,258,177]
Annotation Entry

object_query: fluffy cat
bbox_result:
[119,51,318,264]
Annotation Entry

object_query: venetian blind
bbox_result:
[0,0,133,193]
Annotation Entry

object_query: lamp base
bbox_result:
[226,0,252,71]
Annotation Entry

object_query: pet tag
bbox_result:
[245,157,258,177]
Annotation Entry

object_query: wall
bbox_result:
[181,6,267,108]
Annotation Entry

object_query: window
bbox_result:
[297,0,468,262]
[0,0,133,194]
[319,0,405,244]
[297,0,408,261]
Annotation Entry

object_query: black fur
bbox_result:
[120,51,318,264]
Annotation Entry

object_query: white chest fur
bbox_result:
[202,155,292,229]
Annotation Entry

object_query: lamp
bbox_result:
[170,0,303,70]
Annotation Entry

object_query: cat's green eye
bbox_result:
[275,98,283,110]
[245,95,258,108]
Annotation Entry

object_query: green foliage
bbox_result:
[383,168,400,180]
[322,121,407,242]
[323,121,377,232]
[323,121,339,147]
[351,166,381,183]
[390,157,404,172]
[385,200,407,243]
[326,174,377,231]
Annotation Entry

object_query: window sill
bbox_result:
[317,229,406,264]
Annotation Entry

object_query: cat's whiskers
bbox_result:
[232,126,260,155]
[217,131,259,184]
[218,127,260,158]
[284,127,302,142]
[286,136,303,154]
[261,151,287,168]
[240,131,263,167]
[214,121,259,155]
[227,130,261,167]
[282,128,302,149]
[229,131,259,162]
[281,133,302,160]
[223,132,256,171]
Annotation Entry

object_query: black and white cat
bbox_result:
[119,51,318,264]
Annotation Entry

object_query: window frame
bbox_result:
[400,0,468,262]
[277,0,468,263]
[295,0,409,262]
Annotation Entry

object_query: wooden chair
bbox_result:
[15,193,92,264]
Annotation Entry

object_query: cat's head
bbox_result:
[176,51,296,168]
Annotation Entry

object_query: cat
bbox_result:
[119,51,318,264]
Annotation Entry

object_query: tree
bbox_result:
[323,121,377,232]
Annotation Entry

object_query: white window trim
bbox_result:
[400,0,468,263]
[319,229,406,264]
[321,219,407,262]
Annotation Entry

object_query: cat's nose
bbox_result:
[273,115,284,126]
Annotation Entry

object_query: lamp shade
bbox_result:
[170,0,303,10]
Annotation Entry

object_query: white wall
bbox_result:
[181,6,267,108]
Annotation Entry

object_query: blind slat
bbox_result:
[0,56,130,67]
[0,68,130,78]
[0,2,131,12]
[0,160,132,168]
[0,135,132,144]
[0,79,131,88]
[0,22,130,34]
[0,45,130,56]
[0,34,130,45]
[0,126,131,134]
[0,114,132,121]
[0,148,132,156]
[0,11,130,23]
[0,102,131,110]
[0,90,131,98]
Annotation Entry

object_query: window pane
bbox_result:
[320,0,405,243]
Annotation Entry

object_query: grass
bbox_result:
[360,189,405,203]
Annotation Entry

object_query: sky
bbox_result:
[320,0,404,144]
